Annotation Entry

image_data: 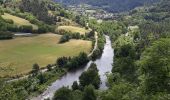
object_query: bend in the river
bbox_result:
[32,35,114,100]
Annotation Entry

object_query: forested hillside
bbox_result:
[52,0,170,99]
[54,0,160,12]
[0,0,169,100]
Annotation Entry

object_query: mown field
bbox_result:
[57,26,90,34]
[2,13,38,30]
[0,33,92,77]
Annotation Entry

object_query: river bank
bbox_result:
[33,35,114,100]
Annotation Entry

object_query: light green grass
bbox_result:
[2,13,38,30]
[0,33,92,77]
[57,26,90,34]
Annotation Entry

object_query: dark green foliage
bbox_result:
[82,85,96,100]
[79,63,100,89]
[56,52,89,70]
[112,44,137,82]
[56,57,71,68]
[57,30,83,42]
[86,30,95,38]
[31,63,40,76]
[72,81,79,90]
[59,34,70,43]
[72,90,83,100]
[53,87,72,100]
[37,73,46,84]
[65,52,89,70]
[19,25,33,33]
[139,38,170,94]
[20,0,56,24]
[0,31,14,40]
[46,64,53,71]
[100,82,133,100]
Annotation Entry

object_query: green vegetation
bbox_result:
[79,63,100,89]
[1,0,170,99]
[0,31,14,40]
[53,63,99,100]
[54,0,159,12]
[0,63,66,100]
[57,26,90,35]
[2,13,38,30]
[100,0,170,99]
[0,34,92,77]
[56,52,89,70]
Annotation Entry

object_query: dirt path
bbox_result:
[88,31,98,57]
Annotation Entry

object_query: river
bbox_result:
[33,35,114,100]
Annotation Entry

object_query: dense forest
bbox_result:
[54,0,160,12]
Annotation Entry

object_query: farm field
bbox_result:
[0,33,92,77]
[57,26,90,34]
[1,13,38,30]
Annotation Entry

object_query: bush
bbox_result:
[37,25,48,33]
[4,19,14,24]
[0,32,14,40]
[53,87,72,100]
[79,63,100,89]
[7,24,18,32]
[59,34,70,43]
[19,25,33,33]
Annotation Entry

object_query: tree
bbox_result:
[72,90,83,100]
[59,34,70,43]
[56,57,70,67]
[72,81,79,90]
[112,44,137,82]
[79,63,100,89]
[46,64,52,71]
[139,38,170,94]
[37,72,46,84]
[32,63,40,76]
[53,87,72,100]
[82,85,96,100]
[19,25,33,33]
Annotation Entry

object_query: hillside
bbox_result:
[54,0,160,12]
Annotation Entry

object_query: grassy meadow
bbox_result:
[0,33,92,77]
[57,26,90,34]
[2,13,38,30]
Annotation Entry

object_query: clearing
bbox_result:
[57,26,90,34]
[0,33,92,77]
[2,13,38,30]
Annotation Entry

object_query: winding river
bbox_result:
[33,35,114,100]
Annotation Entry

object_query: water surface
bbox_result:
[33,35,114,100]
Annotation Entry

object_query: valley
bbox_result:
[0,0,170,100]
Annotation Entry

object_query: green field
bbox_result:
[57,26,90,34]
[2,13,38,30]
[0,33,92,77]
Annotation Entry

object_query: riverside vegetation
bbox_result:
[0,0,170,100]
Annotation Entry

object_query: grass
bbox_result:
[57,26,90,34]
[0,33,92,77]
[2,13,38,30]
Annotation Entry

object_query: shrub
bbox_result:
[59,34,70,43]
[0,32,14,40]
[19,25,33,33]
[4,19,14,24]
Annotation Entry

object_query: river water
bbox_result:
[33,35,114,100]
